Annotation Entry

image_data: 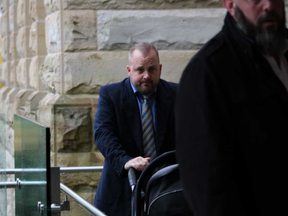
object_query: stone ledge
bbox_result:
[44,0,223,14]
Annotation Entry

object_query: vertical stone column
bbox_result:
[39,2,101,214]
[18,0,48,118]
[0,1,17,216]
[13,0,33,115]
[0,0,11,106]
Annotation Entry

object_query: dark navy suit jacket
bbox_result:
[94,77,178,216]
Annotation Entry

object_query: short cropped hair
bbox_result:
[128,43,160,63]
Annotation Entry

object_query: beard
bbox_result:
[235,5,287,55]
[136,80,158,96]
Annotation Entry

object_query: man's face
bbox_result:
[235,0,284,30]
[234,0,286,54]
[127,49,162,96]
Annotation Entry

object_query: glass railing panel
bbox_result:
[14,114,51,216]
[0,113,7,216]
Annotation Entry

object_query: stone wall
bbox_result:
[0,0,229,215]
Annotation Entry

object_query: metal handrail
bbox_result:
[0,168,46,174]
[0,166,103,175]
[60,166,103,173]
[0,180,46,188]
[60,183,106,216]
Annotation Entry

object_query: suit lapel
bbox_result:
[155,81,172,153]
[123,78,143,156]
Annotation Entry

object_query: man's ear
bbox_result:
[127,65,131,76]
[223,0,236,18]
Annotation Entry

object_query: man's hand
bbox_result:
[124,157,151,171]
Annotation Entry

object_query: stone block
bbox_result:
[61,172,101,188]
[39,52,124,94]
[97,8,226,50]
[16,26,33,58]
[5,148,14,170]
[0,0,9,12]
[37,94,97,128]
[6,188,15,216]
[1,62,10,86]
[5,89,19,123]
[54,107,92,152]
[0,114,6,151]
[159,50,197,82]
[10,0,19,5]
[29,56,46,90]
[10,33,20,60]
[9,4,18,33]
[17,0,33,28]
[0,87,12,107]
[44,0,60,15]
[29,21,46,55]
[45,11,60,53]
[1,36,9,61]
[29,0,46,21]
[0,10,9,37]
[10,60,19,87]
[39,53,61,93]
[45,10,97,53]
[37,93,60,126]
[24,91,47,113]
[90,152,104,164]
[44,0,222,14]
[56,152,102,167]
[16,58,31,88]
[14,89,33,113]
[63,10,97,52]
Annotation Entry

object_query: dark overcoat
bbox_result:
[94,77,178,216]
[176,13,288,216]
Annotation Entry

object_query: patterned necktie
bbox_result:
[141,95,156,160]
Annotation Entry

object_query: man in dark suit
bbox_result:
[176,0,287,216]
[94,43,178,216]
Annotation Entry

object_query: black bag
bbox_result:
[145,164,192,216]
[131,151,193,216]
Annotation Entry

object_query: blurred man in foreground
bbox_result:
[176,0,288,215]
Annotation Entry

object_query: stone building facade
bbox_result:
[2,0,286,216]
